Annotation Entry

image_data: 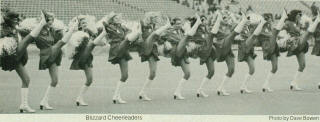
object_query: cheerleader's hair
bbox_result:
[64,31,90,59]
[287,10,302,22]
[143,11,161,25]
[1,8,20,27]
[0,37,18,56]
[71,15,98,35]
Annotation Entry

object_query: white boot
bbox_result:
[275,9,288,30]
[290,71,303,91]
[234,12,248,33]
[240,74,253,94]
[76,85,89,106]
[217,76,231,96]
[307,13,320,33]
[174,78,186,100]
[112,81,127,104]
[197,77,209,98]
[262,72,274,92]
[40,86,54,110]
[19,88,36,113]
[139,79,153,101]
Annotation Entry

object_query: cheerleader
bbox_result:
[237,12,267,94]
[282,10,320,91]
[259,9,288,92]
[103,12,141,104]
[66,15,107,106]
[169,14,203,99]
[309,4,320,90]
[137,12,170,101]
[0,9,35,113]
[22,11,77,110]
[212,9,248,96]
[191,12,223,98]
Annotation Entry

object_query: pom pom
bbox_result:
[52,18,66,31]
[70,15,98,34]
[64,31,90,59]
[247,13,264,25]
[277,30,290,49]
[18,18,38,31]
[300,14,312,28]
[0,37,18,56]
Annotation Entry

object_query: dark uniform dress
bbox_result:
[34,26,63,70]
[161,28,188,66]
[283,21,309,57]
[213,24,234,62]
[237,25,257,62]
[105,23,132,64]
[137,21,160,62]
[258,26,280,60]
[70,30,95,70]
[189,25,216,65]
[311,24,320,56]
[0,25,28,71]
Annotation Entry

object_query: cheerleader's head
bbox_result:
[77,15,89,30]
[39,11,55,27]
[171,17,182,30]
[287,10,302,23]
[143,12,161,25]
[1,9,20,27]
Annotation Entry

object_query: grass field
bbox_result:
[0,45,320,114]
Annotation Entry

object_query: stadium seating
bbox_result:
[1,0,316,23]
[1,0,196,23]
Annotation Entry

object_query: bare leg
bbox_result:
[174,60,190,100]
[139,56,157,101]
[113,59,129,104]
[15,63,35,113]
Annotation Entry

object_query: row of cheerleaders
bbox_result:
[0,4,320,113]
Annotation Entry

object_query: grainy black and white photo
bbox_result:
[0,0,319,121]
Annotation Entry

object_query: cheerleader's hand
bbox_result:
[39,11,47,26]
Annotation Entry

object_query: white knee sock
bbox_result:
[291,71,302,86]
[175,78,186,94]
[21,88,29,107]
[199,77,210,90]
[140,78,153,94]
[41,86,53,103]
[77,85,89,100]
[113,81,125,99]
[218,75,230,90]
[263,72,274,87]
[241,74,252,89]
